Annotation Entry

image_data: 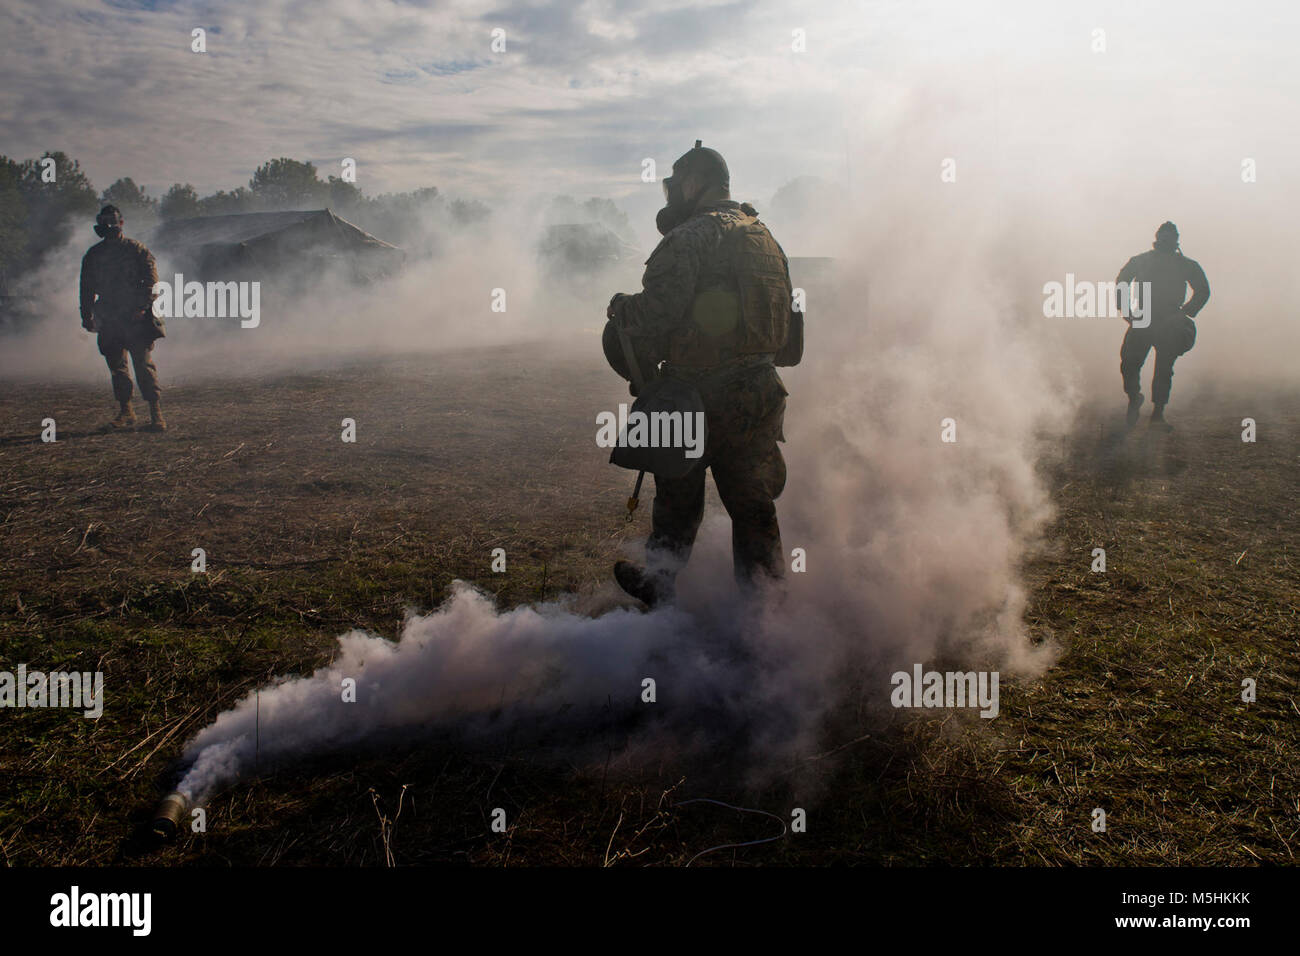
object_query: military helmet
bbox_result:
[603,320,663,387]
[603,320,631,380]
[1153,220,1180,253]
[670,140,729,191]
[97,205,124,226]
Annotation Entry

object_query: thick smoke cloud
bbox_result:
[179,585,724,800]
[169,127,1077,803]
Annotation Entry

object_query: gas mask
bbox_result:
[656,170,694,236]
[94,206,124,239]
[1153,222,1180,253]
[655,141,731,236]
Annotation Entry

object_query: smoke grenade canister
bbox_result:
[151,791,190,839]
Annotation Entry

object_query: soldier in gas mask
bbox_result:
[1115,221,1210,431]
[80,205,167,431]
[605,141,801,606]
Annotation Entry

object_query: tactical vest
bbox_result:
[667,212,793,368]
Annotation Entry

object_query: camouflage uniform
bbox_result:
[80,235,164,405]
[1115,249,1209,407]
[611,199,791,586]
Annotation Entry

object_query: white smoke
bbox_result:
[173,171,1070,804]
[4,85,1089,807]
[179,584,711,800]
[0,194,647,387]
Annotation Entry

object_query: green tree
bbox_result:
[449,198,490,226]
[326,175,363,212]
[0,156,29,293]
[16,151,98,269]
[18,151,98,210]
[581,197,633,241]
[101,177,156,211]
[101,177,158,230]
[249,157,326,210]
[199,187,254,216]
[160,183,202,220]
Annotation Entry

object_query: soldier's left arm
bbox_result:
[1183,260,1210,317]
[611,223,711,339]
[135,243,159,312]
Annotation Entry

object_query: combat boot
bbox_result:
[1150,404,1173,433]
[614,560,675,608]
[146,400,167,432]
[108,403,136,429]
[1125,393,1144,429]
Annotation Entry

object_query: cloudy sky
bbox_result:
[4,0,1299,253]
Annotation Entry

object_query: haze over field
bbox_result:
[3,0,1295,388]
[2,0,1295,809]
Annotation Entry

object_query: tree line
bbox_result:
[0,152,490,292]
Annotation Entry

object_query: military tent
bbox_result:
[151,208,403,284]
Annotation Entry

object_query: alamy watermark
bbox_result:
[0,665,103,718]
[595,404,705,459]
[152,273,260,328]
[1043,275,1152,328]
[891,665,999,718]
[49,886,150,936]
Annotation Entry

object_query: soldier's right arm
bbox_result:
[79,250,96,327]
[1114,255,1138,315]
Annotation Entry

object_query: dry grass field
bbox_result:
[0,345,1296,866]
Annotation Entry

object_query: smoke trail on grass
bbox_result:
[177,585,703,800]
[175,137,1070,803]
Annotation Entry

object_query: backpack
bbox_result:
[671,210,803,367]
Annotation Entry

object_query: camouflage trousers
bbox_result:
[1120,319,1190,407]
[647,357,788,586]
[98,321,161,405]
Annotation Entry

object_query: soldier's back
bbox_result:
[1126,249,1198,317]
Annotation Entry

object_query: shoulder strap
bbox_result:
[615,323,646,394]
